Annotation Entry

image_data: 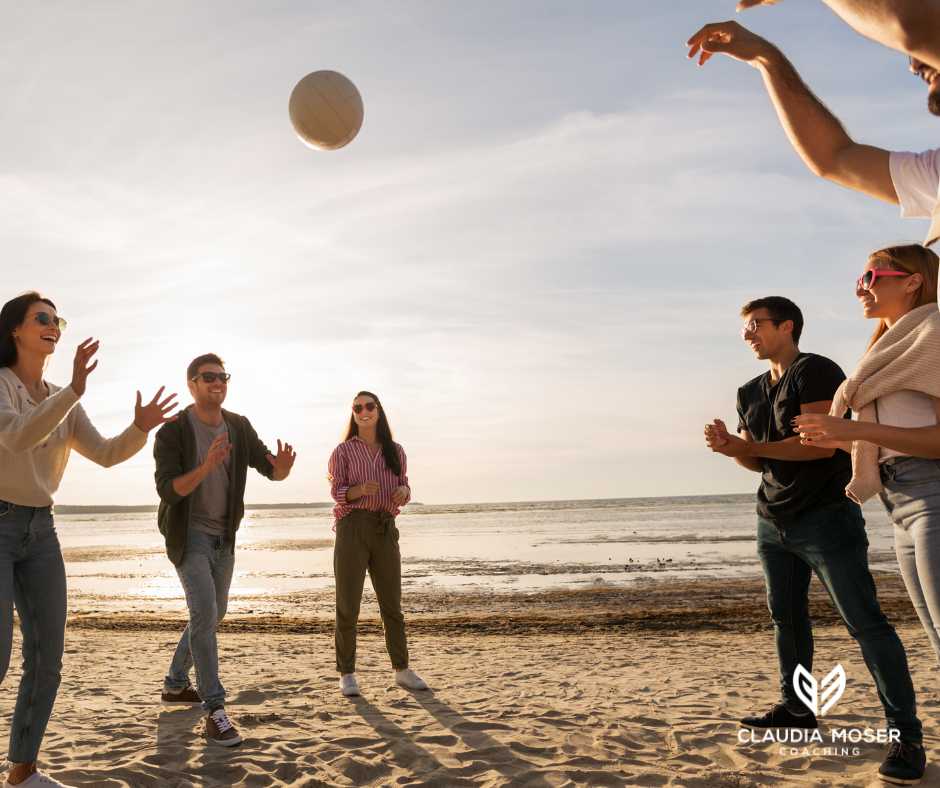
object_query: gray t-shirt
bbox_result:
[188,410,231,537]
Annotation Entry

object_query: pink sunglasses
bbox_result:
[857,269,911,292]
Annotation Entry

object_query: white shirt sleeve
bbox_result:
[69,403,148,468]
[889,149,940,219]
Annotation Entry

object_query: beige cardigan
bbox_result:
[830,304,940,503]
[0,367,147,507]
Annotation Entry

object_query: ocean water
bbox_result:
[53,495,898,615]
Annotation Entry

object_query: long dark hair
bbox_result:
[0,292,57,368]
[343,390,401,476]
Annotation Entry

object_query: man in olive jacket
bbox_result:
[154,352,296,747]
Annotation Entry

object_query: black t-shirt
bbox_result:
[736,352,852,524]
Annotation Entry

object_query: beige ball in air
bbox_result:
[288,70,364,151]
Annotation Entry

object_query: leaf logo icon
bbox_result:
[793,664,846,717]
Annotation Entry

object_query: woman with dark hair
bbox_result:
[0,292,177,788]
[796,245,940,670]
[327,391,428,697]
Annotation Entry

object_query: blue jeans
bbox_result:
[881,457,940,665]
[0,501,67,763]
[757,499,921,744]
[164,529,234,712]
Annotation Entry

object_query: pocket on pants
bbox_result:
[0,501,13,521]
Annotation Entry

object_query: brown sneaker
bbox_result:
[206,708,242,746]
[161,685,202,705]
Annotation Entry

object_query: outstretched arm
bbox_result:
[687,21,896,203]
[738,0,940,70]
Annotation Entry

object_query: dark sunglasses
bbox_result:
[857,269,910,292]
[33,312,67,332]
[352,402,377,414]
[191,372,231,384]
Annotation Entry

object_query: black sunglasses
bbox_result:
[191,372,231,384]
[352,402,377,414]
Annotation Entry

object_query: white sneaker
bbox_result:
[340,673,361,696]
[5,772,77,788]
[395,668,429,690]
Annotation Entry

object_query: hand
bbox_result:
[266,439,296,480]
[202,434,231,471]
[704,418,731,450]
[686,20,775,67]
[70,338,99,397]
[713,432,753,458]
[357,480,380,497]
[792,414,858,447]
[134,387,179,432]
[392,485,409,505]
[736,0,780,10]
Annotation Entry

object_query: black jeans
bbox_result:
[757,499,921,744]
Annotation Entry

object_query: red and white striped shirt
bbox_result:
[328,437,411,522]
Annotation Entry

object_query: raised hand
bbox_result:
[70,338,100,397]
[134,387,179,432]
[266,439,297,480]
[686,21,775,67]
[202,434,232,471]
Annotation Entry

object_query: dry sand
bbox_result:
[4,577,940,786]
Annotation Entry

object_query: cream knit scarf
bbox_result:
[830,303,940,503]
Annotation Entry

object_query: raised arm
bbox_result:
[738,0,940,71]
[687,21,896,203]
[0,381,80,453]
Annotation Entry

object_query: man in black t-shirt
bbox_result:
[705,297,922,772]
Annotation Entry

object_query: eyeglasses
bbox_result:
[740,317,779,338]
[857,269,910,292]
[352,402,377,414]
[191,372,231,383]
[33,312,67,332]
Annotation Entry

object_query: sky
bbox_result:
[4,1,938,505]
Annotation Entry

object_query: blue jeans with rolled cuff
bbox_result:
[0,500,67,763]
[164,529,235,712]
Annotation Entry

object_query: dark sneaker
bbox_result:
[739,703,818,730]
[879,741,926,785]
[206,708,242,747]
[161,685,202,705]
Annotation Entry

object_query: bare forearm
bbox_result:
[854,423,940,460]
[172,465,209,497]
[734,455,764,473]
[748,436,835,462]
[757,48,854,179]
[822,0,940,69]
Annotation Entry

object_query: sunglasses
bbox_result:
[352,402,377,414]
[191,372,231,383]
[740,317,779,338]
[857,269,910,292]
[33,312,67,332]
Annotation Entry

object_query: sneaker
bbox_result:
[879,741,926,785]
[739,703,818,730]
[161,685,202,705]
[206,708,242,747]
[4,772,77,787]
[395,668,429,691]
[340,673,360,697]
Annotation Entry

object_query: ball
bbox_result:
[288,70,364,151]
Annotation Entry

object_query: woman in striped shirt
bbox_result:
[327,391,429,697]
